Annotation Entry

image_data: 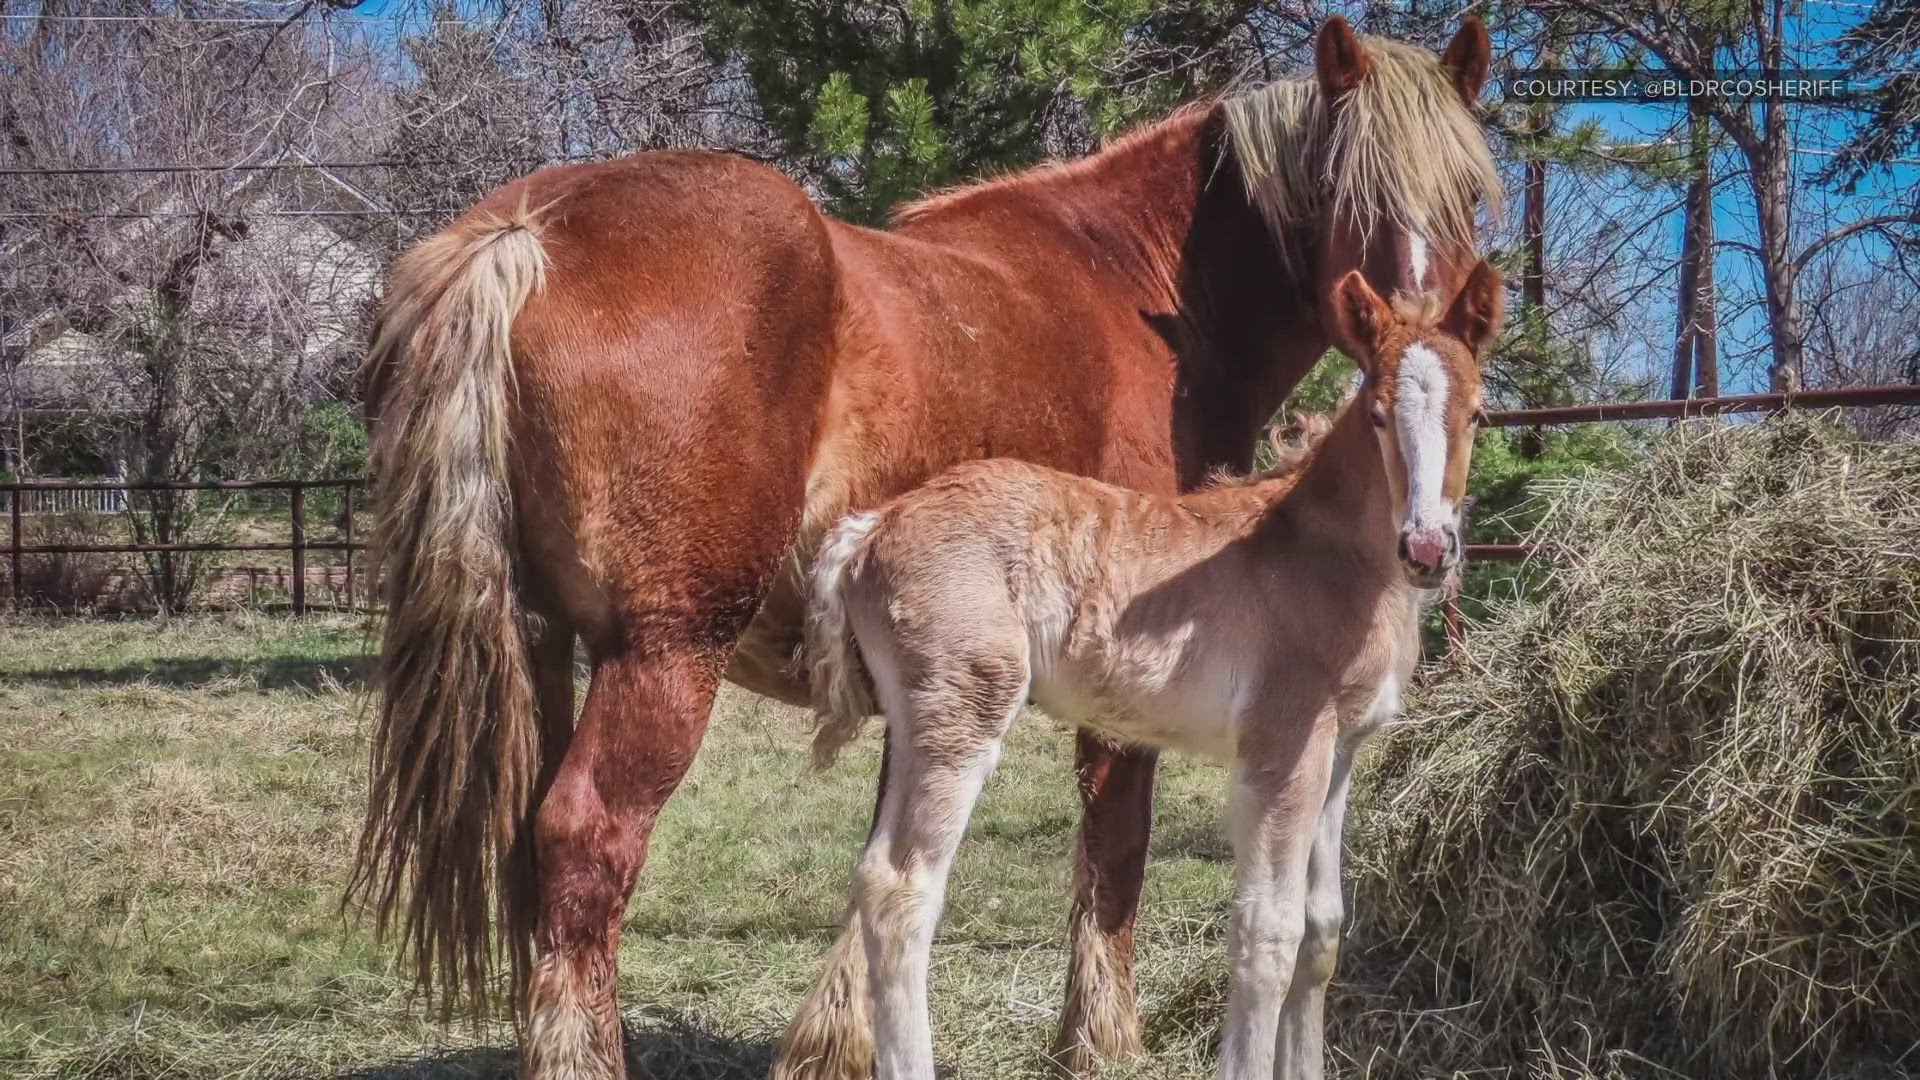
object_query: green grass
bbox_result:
[0,616,1241,1079]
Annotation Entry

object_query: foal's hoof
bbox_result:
[771,990,875,1080]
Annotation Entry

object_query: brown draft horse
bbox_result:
[351,17,1497,1080]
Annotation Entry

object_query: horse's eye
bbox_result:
[1471,406,1490,427]
[1371,406,1388,428]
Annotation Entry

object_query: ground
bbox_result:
[0,615,1243,1079]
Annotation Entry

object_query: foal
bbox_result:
[804,261,1501,1080]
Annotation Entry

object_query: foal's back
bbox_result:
[814,456,1324,762]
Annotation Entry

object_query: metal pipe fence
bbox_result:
[1460,383,1920,564]
[1447,383,1920,646]
[5,385,1917,617]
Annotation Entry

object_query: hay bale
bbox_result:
[1338,416,1920,1079]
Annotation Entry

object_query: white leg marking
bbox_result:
[1217,742,1329,1080]
[858,666,1025,1080]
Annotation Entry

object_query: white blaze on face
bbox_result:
[1406,231,1430,291]
[1395,341,1455,531]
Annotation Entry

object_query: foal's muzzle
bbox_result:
[1399,523,1459,587]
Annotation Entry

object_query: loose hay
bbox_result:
[1337,416,1920,1079]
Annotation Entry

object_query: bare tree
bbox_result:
[1798,236,1920,436]
[1,4,389,607]
[1540,0,1920,392]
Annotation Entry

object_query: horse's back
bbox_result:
[431,149,1154,677]
[500,150,838,378]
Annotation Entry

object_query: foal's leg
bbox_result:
[1218,713,1337,1080]
[1273,742,1357,1080]
[1051,733,1157,1076]
[779,911,874,1080]
[775,733,893,1080]
[522,636,722,1079]
[859,647,1029,1080]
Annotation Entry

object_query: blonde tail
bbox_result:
[805,511,884,767]
[348,203,549,1016]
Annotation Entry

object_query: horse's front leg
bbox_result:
[1051,732,1157,1076]
[1218,710,1337,1080]
[1273,741,1358,1080]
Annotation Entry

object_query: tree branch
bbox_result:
[1795,212,1920,272]
[1535,0,1761,154]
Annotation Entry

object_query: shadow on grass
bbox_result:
[332,1012,777,1080]
[8,654,371,692]
[1152,817,1231,863]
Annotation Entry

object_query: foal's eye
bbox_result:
[1370,406,1388,429]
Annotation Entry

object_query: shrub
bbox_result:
[10,511,124,612]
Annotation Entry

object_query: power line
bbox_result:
[2,160,410,176]
[0,156,597,177]
[0,208,459,219]
[0,12,471,24]
[1794,145,1920,167]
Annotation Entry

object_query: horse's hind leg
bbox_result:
[505,612,579,1000]
[859,640,1029,1080]
[775,733,894,1080]
[1051,734,1157,1076]
[521,629,727,1079]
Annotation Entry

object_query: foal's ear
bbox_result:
[1332,269,1395,367]
[1440,17,1493,107]
[1315,16,1371,98]
[1442,260,1505,355]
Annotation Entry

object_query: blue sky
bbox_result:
[1499,3,1916,393]
[338,0,1912,394]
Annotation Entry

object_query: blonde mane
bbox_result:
[894,34,1498,272]
[1390,290,1448,328]
[1224,36,1501,261]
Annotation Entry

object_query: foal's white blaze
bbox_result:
[1394,341,1455,530]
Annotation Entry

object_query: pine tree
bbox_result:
[690,0,1259,223]
[1536,0,1920,392]
[1829,0,1920,182]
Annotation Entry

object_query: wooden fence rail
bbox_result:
[5,478,364,615]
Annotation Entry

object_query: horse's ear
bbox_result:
[1315,16,1371,98]
[1332,270,1393,368]
[1442,260,1505,354]
[1440,17,1492,107]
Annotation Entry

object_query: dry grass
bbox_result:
[0,614,1238,1079]
[5,419,1915,1079]
[1338,416,1920,1079]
